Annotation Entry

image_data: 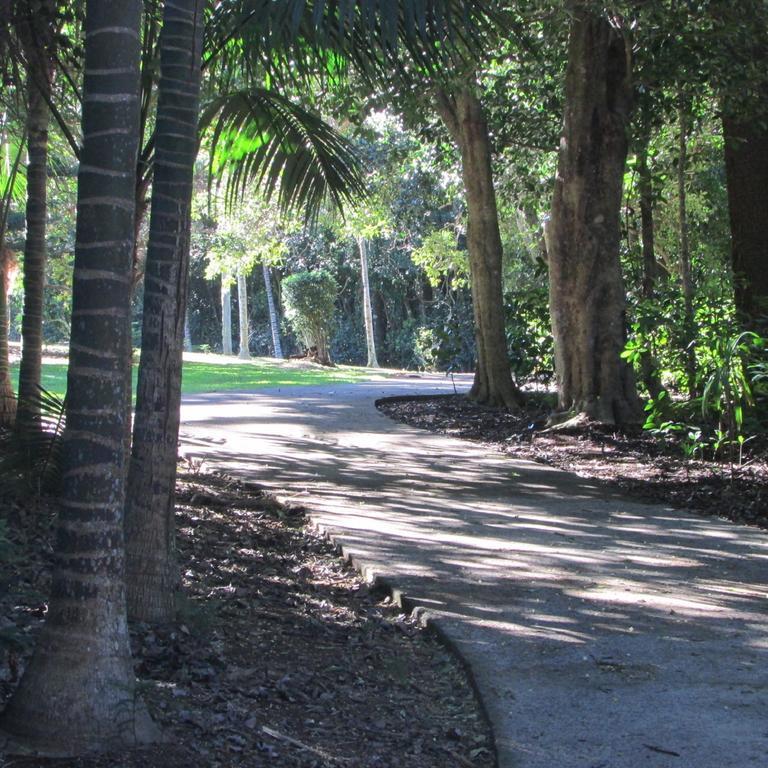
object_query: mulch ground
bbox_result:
[0,472,494,768]
[377,393,768,530]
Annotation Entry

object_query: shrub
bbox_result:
[282,270,338,365]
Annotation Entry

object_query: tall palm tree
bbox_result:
[125,0,206,623]
[125,0,366,623]
[14,1,56,425]
[125,0,481,622]
[0,0,157,754]
[0,134,24,427]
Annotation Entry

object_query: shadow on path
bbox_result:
[181,380,768,768]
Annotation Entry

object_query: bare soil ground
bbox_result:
[0,471,494,767]
[377,394,768,530]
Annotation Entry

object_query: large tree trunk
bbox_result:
[237,268,250,359]
[435,84,523,409]
[263,263,282,358]
[358,237,379,368]
[0,0,157,754]
[16,17,54,424]
[125,0,204,624]
[723,115,768,328]
[221,275,233,355]
[547,6,641,426]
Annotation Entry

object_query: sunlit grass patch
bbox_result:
[10,354,375,400]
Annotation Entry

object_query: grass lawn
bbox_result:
[9,354,376,400]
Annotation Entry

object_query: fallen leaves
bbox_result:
[0,470,494,768]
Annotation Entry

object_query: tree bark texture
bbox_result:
[0,0,157,754]
[547,7,641,425]
[16,10,54,424]
[723,114,768,328]
[125,0,204,624]
[435,85,523,409]
[263,263,283,358]
[358,237,379,368]
[221,275,233,355]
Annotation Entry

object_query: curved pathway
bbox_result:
[181,377,768,768]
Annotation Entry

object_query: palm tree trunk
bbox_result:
[435,84,523,409]
[221,274,233,355]
[358,237,379,368]
[547,5,641,426]
[237,268,250,359]
[0,247,16,426]
[16,58,51,424]
[125,0,205,624]
[263,262,283,358]
[0,138,22,427]
[0,0,157,754]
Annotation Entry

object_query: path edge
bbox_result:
[306,517,501,768]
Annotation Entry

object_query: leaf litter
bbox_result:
[0,471,494,767]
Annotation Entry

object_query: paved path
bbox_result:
[180,377,768,768]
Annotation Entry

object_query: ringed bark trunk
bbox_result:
[125,0,205,624]
[547,5,641,426]
[0,0,157,754]
[16,57,52,424]
[0,248,16,426]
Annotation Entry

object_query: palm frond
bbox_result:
[0,386,66,497]
[206,0,497,89]
[202,87,367,218]
[0,138,27,209]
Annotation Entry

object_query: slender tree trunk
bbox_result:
[237,268,250,359]
[221,275,233,355]
[184,310,192,352]
[547,5,641,426]
[16,43,52,424]
[0,132,22,426]
[0,247,16,426]
[263,262,282,358]
[0,0,157,753]
[677,100,697,398]
[125,0,204,624]
[373,288,387,355]
[723,114,768,328]
[358,237,379,368]
[435,83,523,409]
[636,135,664,401]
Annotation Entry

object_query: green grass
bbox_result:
[9,356,374,400]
